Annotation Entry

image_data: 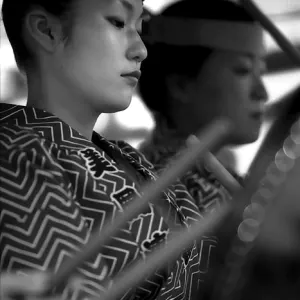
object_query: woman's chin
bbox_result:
[99,95,133,114]
[230,132,259,146]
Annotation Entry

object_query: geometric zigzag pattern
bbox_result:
[0,103,215,300]
[142,142,231,216]
[140,122,233,298]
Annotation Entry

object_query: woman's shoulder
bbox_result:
[0,123,57,151]
[0,123,68,177]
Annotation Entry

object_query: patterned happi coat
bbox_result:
[0,103,215,300]
[140,118,232,215]
[139,117,233,298]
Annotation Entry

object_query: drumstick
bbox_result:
[205,151,242,193]
[264,85,300,120]
[96,139,244,300]
[44,119,233,293]
[98,203,231,300]
[240,0,300,66]
[187,135,242,194]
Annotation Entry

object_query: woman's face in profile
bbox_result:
[55,0,147,114]
[181,46,268,145]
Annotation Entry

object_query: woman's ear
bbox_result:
[166,74,193,104]
[24,8,65,53]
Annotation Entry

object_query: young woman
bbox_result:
[0,0,216,299]
[139,0,268,210]
[138,0,269,298]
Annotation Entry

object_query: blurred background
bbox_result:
[1,0,300,175]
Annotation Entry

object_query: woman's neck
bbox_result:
[26,70,99,140]
[153,113,229,152]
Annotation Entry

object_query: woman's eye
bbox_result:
[108,17,126,29]
[233,67,252,76]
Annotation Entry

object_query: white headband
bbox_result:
[144,16,265,55]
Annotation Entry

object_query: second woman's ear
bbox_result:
[166,74,192,104]
[23,9,65,54]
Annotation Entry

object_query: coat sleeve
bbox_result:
[0,127,106,298]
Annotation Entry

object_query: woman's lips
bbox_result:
[121,71,141,87]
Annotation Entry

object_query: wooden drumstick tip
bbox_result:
[186,135,242,194]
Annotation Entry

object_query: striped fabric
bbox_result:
[139,117,233,299]
[139,117,232,215]
[0,103,214,300]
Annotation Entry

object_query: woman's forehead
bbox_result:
[204,50,266,70]
[75,0,143,13]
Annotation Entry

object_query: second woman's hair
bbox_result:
[139,0,256,120]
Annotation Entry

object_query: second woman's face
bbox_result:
[56,0,147,113]
[185,48,268,145]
